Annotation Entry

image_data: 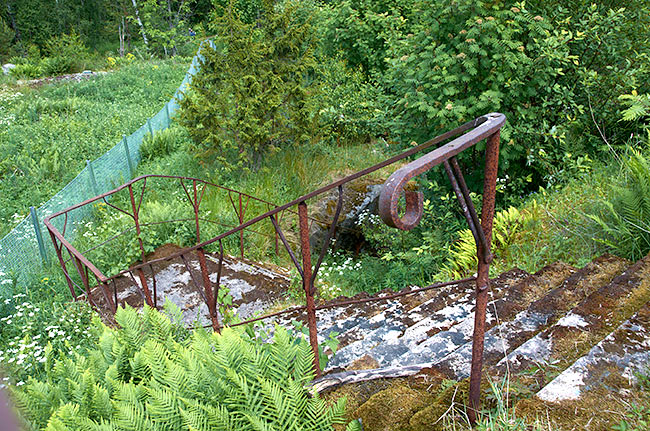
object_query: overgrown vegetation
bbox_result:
[13,305,354,431]
[0,59,188,236]
[2,0,650,429]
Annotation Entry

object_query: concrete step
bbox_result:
[536,299,650,402]
[92,245,291,326]
[495,254,650,377]
[405,262,574,374]
[328,263,572,372]
[436,254,628,379]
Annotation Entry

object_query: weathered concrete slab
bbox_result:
[438,255,627,379]
[537,300,650,402]
[495,254,650,376]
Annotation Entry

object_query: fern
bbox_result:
[443,206,532,278]
[589,149,650,260]
[13,305,350,430]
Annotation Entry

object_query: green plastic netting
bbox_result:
[0,44,211,294]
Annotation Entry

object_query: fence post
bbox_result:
[122,134,134,179]
[30,207,48,264]
[165,103,171,125]
[86,159,99,196]
[147,119,154,138]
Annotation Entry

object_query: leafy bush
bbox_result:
[140,125,186,161]
[319,0,416,75]
[13,305,353,431]
[178,0,319,172]
[382,1,574,192]
[9,63,43,79]
[526,1,650,149]
[588,149,650,261]
[43,32,90,75]
[317,58,387,144]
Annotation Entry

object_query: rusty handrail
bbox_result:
[45,113,505,422]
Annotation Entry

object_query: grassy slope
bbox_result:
[0,59,189,236]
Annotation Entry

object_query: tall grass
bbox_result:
[0,59,189,236]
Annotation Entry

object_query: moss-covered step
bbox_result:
[537,299,650,402]
[436,254,628,379]
[495,253,650,377]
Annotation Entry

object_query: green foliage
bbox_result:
[291,320,340,370]
[588,149,650,261]
[317,58,387,143]
[529,1,650,148]
[9,62,42,79]
[319,0,416,75]
[13,305,350,431]
[140,125,186,161]
[43,32,91,75]
[382,1,573,192]
[178,0,319,172]
[619,91,650,123]
[0,290,97,386]
[0,17,16,61]
[0,59,188,236]
[444,206,533,279]
[211,0,263,24]
[140,0,195,57]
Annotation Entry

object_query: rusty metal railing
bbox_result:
[44,112,505,422]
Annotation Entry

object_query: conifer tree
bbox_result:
[178,0,319,172]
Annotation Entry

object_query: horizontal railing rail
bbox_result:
[45,112,505,423]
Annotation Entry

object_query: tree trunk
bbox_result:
[166,0,177,56]
[130,0,148,47]
[118,17,125,56]
[5,2,22,50]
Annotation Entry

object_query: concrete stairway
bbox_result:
[298,253,650,409]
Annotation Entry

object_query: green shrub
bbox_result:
[526,1,650,149]
[140,125,186,161]
[382,1,574,192]
[317,58,387,144]
[178,0,319,172]
[13,305,353,431]
[319,0,417,75]
[9,63,43,79]
[588,149,650,261]
[39,56,74,77]
[43,32,90,75]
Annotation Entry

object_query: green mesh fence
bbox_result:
[0,44,211,295]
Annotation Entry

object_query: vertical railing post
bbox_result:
[147,118,154,138]
[165,103,171,125]
[273,213,279,256]
[128,184,154,307]
[239,194,244,258]
[298,201,321,377]
[122,135,134,179]
[30,207,48,264]
[468,129,501,424]
[48,230,76,300]
[192,180,220,332]
[86,159,99,197]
